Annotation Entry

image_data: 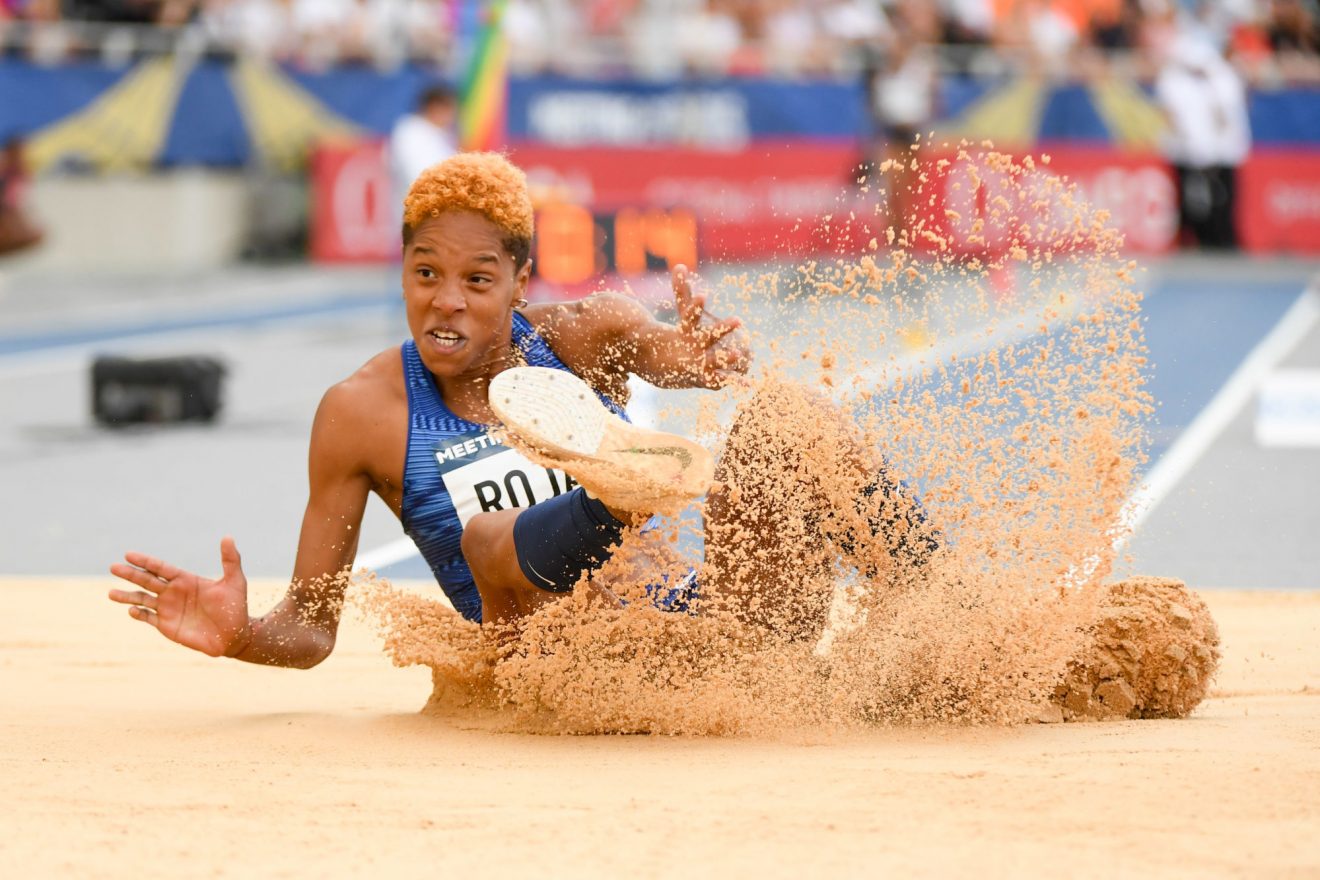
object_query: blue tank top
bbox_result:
[399,312,627,622]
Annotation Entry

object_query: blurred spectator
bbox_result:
[1,0,44,19]
[866,26,938,149]
[0,137,44,258]
[5,0,62,22]
[1155,31,1252,248]
[941,0,996,44]
[360,0,451,67]
[507,0,591,74]
[196,0,292,58]
[61,0,197,24]
[1268,0,1318,51]
[860,5,938,224]
[1081,0,1130,49]
[388,83,457,238]
[996,0,1084,75]
[195,0,448,68]
[821,0,892,46]
[290,0,353,68]
[761,0,824,73]
[674,1,743,75]
[1267,0,1320,79]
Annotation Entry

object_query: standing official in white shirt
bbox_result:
[1156,34,1252,249]
[388,84,459,244]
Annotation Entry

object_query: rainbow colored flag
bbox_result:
[458,0,508,152]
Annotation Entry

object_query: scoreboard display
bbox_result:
[532,204,698,284]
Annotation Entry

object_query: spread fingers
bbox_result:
[109,588,158,611]
[126,606,160,628]
[121,551,181,582]
[109,562,167,593]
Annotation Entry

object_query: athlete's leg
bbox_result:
[462,508,550,625]
[462,488,638,627]
[704,379,939,643]
[703,381,839,642]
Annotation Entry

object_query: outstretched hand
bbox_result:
[670,264,751,389]
[109,537,252,658]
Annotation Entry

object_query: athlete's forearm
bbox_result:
[225,610,336,669]
[633,325,726,389]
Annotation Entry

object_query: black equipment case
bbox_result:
[91,355,227,425]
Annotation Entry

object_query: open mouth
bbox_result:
[427,329,465,352]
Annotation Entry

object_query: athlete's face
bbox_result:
[403,210,530,379]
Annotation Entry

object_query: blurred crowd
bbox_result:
[0,1,452,67]
[0,0,1316,83]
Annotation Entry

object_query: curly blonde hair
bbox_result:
[402,152,535,267]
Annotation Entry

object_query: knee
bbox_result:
[461,509,518,584]
[459,515,491,582]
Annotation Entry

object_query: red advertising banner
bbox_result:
[904,147,1179,258]
[1238,149,1320,254]
[1044,149,1179,254]
[511,144,1180,260]
[309,140,396,263]
[310,140,1320,266]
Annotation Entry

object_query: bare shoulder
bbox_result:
[319,347,403,417]
[312,347,407,464]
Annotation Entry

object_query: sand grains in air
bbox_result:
[355,145,1221,734]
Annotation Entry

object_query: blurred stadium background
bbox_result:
[0,0,1317,589]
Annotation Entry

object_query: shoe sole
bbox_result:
[488,367,714,514]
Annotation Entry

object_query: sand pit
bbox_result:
[4,576,1317,877]
[11,146,1312,876]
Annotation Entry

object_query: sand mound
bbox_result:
[1053,577,1221,721]
[361,575,498,714]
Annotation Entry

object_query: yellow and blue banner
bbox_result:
[2,59,1318,172]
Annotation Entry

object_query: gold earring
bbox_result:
[514,298,529,309]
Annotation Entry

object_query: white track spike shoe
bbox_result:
[488,367,715,514]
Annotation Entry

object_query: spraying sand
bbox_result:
[355,146,1219,734]
[2,146,1268,874]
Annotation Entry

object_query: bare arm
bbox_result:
[537,265,751,393]
[110,380,375,669]
[225,381,374,667]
